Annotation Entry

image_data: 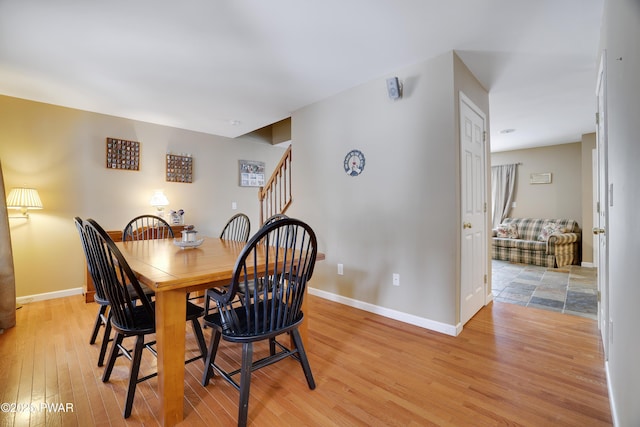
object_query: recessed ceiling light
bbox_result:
[229,120,241,126]
[500,128,516,134]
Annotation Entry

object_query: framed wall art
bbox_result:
[166,154,193,183]
[530,172,552,184]
[238,160,265,187]
[106,137,140,170]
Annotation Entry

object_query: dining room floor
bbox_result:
[491,259,598,319]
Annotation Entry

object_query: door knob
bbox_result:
[592,228,606,235]
[463,222,472,229]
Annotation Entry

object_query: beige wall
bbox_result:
[290,51,489,331]
[491,143,583,220]
[491,139,594,264]
[0,95,286,298]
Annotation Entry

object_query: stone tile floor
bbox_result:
[492,259,598,319]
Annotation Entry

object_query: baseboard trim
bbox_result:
[17,287,84,305]
[308,287,458,336]
[581,261,595,268]
[605,360,619,426]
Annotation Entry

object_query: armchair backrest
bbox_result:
[211,218,317,337]
[74,217,109,304]
[123,214,174,241]
[85,218,154,331]
[220,213,251,242]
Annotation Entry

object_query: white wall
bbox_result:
[599,0,640,425]
[0,95,286,298]
[289,51,489,331]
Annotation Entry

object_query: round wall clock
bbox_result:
[344,149,366,176]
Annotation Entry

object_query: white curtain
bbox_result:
[491,164,517,228]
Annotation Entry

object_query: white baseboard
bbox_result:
[16,287,84,305]
[308,287,459,336]
[581,261,595,268]
[605,361,619,426]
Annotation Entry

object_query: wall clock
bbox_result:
[344,149,365,176]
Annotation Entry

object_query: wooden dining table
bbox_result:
[115,236,254,426]
[115,236,321,426]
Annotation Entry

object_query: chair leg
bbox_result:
[103,332,124,382]
[269,337,276,356]
[204,292,210,316]
[190,318,208,364]
[90,304,108,344]
[123,335,145,418]
[238,342,253,427]
[97,312,112,367]
[290,328,316,389]
[201,329,221,386]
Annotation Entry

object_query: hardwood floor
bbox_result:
[0,294,611,426]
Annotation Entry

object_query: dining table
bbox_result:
[114,236,319,426]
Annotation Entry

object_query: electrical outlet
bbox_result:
[393,273,400,286]
[231,202,237,210]
[337,263,343,275]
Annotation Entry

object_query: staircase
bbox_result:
[258,145,292,225]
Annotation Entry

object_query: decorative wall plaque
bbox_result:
[530,172,552,184]
[166,154,193,183]
[106,138,140,170]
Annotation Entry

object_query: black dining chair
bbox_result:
[202,213,252,314]
[201,218,318,427]
[74,217,112,367]
[262,213,288,227]
[83,218,207,419]
[122,214,174,241]
[219,213,251,242]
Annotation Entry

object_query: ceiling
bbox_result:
[0,0,604,152]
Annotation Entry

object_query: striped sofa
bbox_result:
[491,218,581,268]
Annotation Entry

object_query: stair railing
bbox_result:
[258,145,292,225]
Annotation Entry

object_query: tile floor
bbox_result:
[491,259,598,319]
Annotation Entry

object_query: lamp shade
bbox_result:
[149,190,169,207]
[6,188,43,210]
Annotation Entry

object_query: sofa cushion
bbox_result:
[512,239,547,251]
[537,221,565,241]
[493,237,517,248]
[495,223,519,239]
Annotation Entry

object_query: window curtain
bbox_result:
[0,160,16,330]
[491,164,517,228]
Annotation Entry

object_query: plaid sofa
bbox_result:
[491,218,581,268]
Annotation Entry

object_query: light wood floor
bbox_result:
[0,294,611,426]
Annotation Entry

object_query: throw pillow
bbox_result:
[496,223,519,239]
[538,222,565,241]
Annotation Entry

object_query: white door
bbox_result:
[595,52,610,359]
[460,92,487,325]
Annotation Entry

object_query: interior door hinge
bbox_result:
[483,131,487,143]
[484,202,487,213]
[598,291,601,303]
[484,274,487,284]
[596,112,600,125]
